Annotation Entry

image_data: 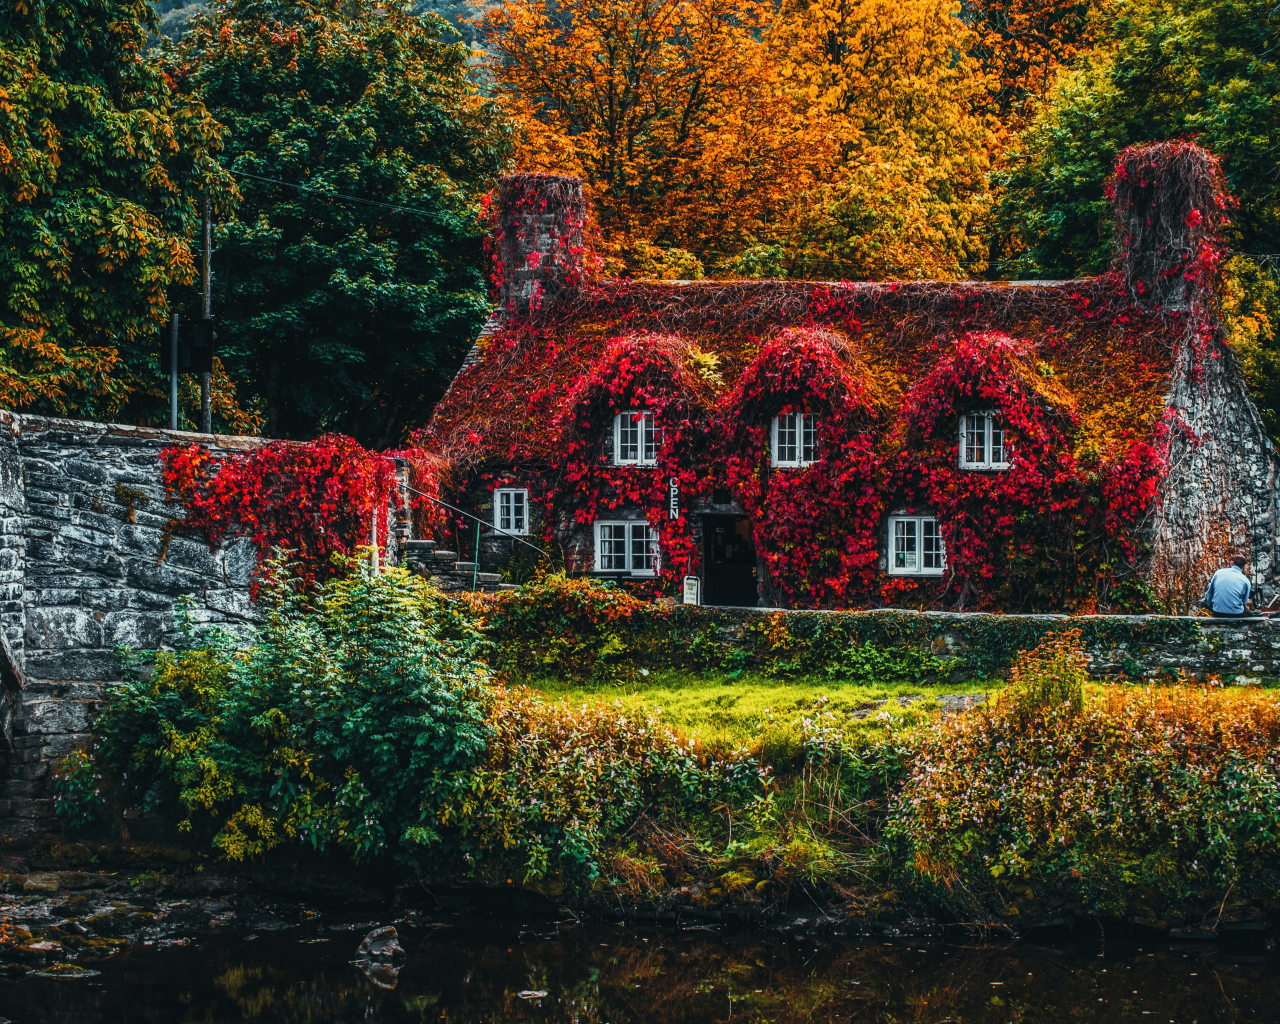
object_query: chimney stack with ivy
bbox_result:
[1111,141,1232,311]
[491,174,588,316]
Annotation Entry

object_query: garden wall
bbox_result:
[484,594,1280,684]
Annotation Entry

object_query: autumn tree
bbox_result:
[170,0,512,445]
[483,0,836,274]
[961,0,1099,119]
[774,0,997,278]
[486,0,998,280]
[0,0,225,419]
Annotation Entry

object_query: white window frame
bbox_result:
[958,411,1010,470]
[594,520,659,576]
[770,412,817,468]
[612,411,657,466]
[494,488,529,536]
[887,516,946,576]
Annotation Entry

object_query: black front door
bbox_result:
[703,515,758,607]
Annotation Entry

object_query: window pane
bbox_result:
[630,523,656,572]
[965,414,985,464]
[801,415,816,464]
[600,524,627,570]
[617,414,639,462]
[922,519,944,569]
[990,421,1006,464]
[642,414,655,463]
[894,519,917,569]
[498,491,512,532]
[776,414,798,464]
[512,491,526,532]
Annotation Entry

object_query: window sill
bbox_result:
[958,462,1010,472]
[887,569,947,577]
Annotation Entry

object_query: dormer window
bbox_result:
[613,411,656,466]
[888,515,946,575]
[959,412,1009,470]
[771,413,816,468]
[494,488,529,535]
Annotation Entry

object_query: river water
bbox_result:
[2,912,1277,1023]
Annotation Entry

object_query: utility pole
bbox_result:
[169,313,179,431]
[201,197,213,434]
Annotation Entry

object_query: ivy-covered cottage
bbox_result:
[421,143,1278,613]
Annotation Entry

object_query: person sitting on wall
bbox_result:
[1203,555,1253,618]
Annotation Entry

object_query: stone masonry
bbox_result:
[0,412,273,840]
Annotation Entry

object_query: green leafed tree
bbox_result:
[169,0,512,446]
[0,0,224,419]
[991,0,1280,276]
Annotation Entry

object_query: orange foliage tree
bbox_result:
[774,0,997,278]
[483,0,1006,280]
[481,0,838,275]
[963,0,1100,119]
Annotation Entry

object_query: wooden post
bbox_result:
[201,197,212,433]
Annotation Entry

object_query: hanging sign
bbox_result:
[668,476,680,520]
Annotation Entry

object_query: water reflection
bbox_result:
[2,915,1277,1022]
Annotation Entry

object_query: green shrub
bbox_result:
[51,749,103,831]
[96,560,491,863]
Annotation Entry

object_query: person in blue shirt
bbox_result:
[1204,555,1252,617]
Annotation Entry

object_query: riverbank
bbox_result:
[8,569,1280,963]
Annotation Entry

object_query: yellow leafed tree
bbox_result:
[485,0,997,280]
[774,0,998,278]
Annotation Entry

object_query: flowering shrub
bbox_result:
[893,331,1164,610]
[722,328,885,607]
[887,633,1280,913]
[161,435,403,588]
[432,685,765,885]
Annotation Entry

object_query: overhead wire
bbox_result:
[226,168,452,220]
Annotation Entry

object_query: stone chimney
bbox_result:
[1112,141,1230,311]
[492,174,588,316]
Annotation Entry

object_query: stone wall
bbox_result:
[0,413,448,842]
[0,412,276,839]
[1149,329,1280,612]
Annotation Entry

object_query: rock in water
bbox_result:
[357,925,404,961]
[355,960,401,989]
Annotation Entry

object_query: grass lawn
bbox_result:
[508,667,998,748]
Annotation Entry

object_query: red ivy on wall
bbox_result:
[161,435,402,589]
[892,331,1164,611]
[720,328,886,608]
[540,333,716,592]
